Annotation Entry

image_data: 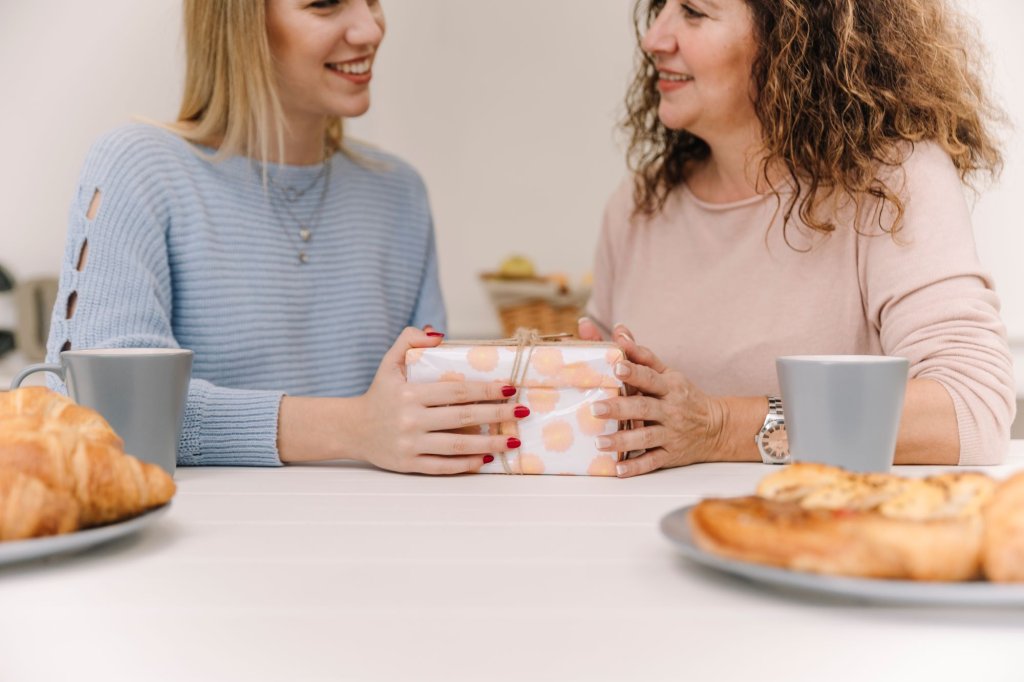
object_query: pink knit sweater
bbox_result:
[587,143,1015,465]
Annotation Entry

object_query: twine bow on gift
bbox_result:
[495,328,571,474]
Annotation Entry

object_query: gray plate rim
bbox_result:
[660,504,1024,606]
[0,504,170,566]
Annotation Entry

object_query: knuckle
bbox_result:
[458,406,475,427]
[452,383,471,404]
[397,414,418,434]
[396,436,416,455]
[450,438,469,455]
[638,398,652,419]
[643,452,661,472]
[641,428,656,448]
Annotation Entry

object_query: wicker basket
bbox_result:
[481,274,589,337]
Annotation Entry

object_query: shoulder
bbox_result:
[600,176,678,242]
[81,122,194,183]
[884,141,963,199]
[341,139,428,197]
[601,177,639,235]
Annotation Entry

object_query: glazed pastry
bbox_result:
[694,462,995,582]
[983,472,1024,583]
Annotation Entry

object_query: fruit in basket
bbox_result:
[498,255,536,279]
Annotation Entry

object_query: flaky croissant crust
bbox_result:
[0,387,175,541]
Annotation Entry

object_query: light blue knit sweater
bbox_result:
[46,124,446,466]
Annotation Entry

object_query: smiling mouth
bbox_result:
[327,58,372,75]
[658,71,694,82]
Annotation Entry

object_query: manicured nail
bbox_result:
[427,332,444,338]
[514,405,530,419]
[595,436,612,449]
[591,402,610,417]
[616,463,628,477]
[483,455,494,464]
[614,363,630,378]
[501,385,517,397]
[507,437,522,449]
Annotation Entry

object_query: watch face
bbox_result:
[762,423,789,462]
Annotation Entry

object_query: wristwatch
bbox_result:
[755,395,790,464]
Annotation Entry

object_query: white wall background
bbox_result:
[0,0,1021,342]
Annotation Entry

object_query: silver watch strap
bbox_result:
[757,395,789,464]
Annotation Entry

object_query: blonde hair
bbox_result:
[166,0,344,163]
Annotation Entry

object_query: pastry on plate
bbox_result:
[0,387,176,540]
[983,472,1024,583]
[691,463,995,582]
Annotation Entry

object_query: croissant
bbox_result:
[0,387,175,539]
[0,469,79,541]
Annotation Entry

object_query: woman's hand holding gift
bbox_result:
[578,320,730,477]
[279,327,528,474]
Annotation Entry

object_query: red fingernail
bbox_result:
[426,332,444,338]
[507,437,521,449]
[514,405,530,419]
[483,455,494,464]
[501,385,517,397]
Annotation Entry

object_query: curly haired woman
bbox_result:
[579,0,1016,474]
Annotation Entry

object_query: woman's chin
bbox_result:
[327,97,372,120]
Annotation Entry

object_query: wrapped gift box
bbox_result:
[406,339,627,476]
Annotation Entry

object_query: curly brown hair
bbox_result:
[625,0,1006,235]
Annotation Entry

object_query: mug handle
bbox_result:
[10,363,64,390]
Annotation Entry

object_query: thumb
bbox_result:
[613,324,667,373]
[380,326,445,376]
[577,317,604,341]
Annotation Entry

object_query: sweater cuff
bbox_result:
[948,387,985,465]
[179,382,285,467]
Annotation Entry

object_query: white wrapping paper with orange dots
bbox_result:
[405,342,627,476]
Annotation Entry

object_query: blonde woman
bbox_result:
[46,0,527,472]
[580,0,1016,475]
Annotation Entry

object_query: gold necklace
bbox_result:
[261,155,332,265]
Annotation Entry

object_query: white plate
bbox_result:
[661,505,1024,606]
[0,504,170,566]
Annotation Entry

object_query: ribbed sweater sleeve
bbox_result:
[46,125,444,467]
[860,144,1016,465]
[46,129,285,466]
[408,216,447,332]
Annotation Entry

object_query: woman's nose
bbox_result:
[641,7,676,55]
[346,0,385,47]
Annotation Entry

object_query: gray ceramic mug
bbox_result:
[776,355,909,473]
[11,348,192,476]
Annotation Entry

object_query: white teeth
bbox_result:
[329,59,371,75]
[659,72,693,82]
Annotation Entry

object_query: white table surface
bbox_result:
[2,446,1023,682]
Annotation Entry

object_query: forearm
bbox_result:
[892,378,958,465]
[277,395,367,463]
[713,379,957,465]
[714,396,767,463]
